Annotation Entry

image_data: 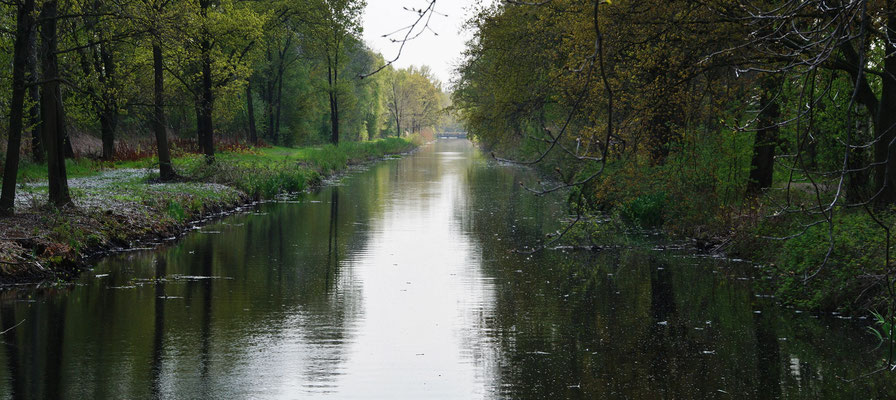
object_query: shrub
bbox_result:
[167,201,186,222]
[776,210,891,311]
[620,192,667,228]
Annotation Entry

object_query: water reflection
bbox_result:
[150,256,165,399]
[327,188,339,290]
[0,140,891,398]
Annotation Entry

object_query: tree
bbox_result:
[305,0,366,145]
[386,68,409,137]
[246,79,258,144]
[39,0,71,206]
[720,1,896,205]
[197,0,215,162]
[453,0,896,313]
[746,75,783,195]
[129,0,186,181]
[25,3,41,163]
[257,6,300,145]
[454,2,564,151]
[71,0,134,161]
[169,0,262,161]
[339,40,382,141]
[404,67,441,134]
[0,0,38,215]
[385,66,442,138]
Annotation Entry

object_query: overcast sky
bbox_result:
[362,0,489,87]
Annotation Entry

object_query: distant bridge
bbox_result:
[437,132,468,139]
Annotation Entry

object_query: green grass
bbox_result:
[173,138,418,198]
[212,137,417,173]
[13,137,418,194]
[10,138,419,222]
[1,137,420,278]
[17,158,106,182]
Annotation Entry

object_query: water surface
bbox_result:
[0,140,892,398]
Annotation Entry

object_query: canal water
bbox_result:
[0,140,892,399]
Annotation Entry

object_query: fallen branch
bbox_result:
[0,319,25,336]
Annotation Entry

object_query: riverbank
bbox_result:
[6,139,889,398]
[477,140,892,315]
[0,137,420,283]
[559,158,895,315]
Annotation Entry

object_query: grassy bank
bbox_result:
[478,134,893,315]
[556,153,896,315]
[0,137,420,282]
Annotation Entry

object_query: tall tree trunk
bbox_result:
[246,81,258,145]
[40,0,70,207]
[152,41,176,181]
[270,37,290,145]
[390,81,401,137]
[263,49,276,144]
[77,5,117,161]
[274,68,284,144]
[839,40,882,202]
[329,91,339,145]
[874,8,896,205]
[645,71,682,164]
[99,112,116,160]
[328,64,339,145]
[264,80,275,144]
[195,105,204,152]
[198,0,215,163]
[333,96,340,145]
[199,65,215,162]
[0,0,37,216]
[747,76,781,195]
[26,16,42,163]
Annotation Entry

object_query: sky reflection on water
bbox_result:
[0,141,892,399]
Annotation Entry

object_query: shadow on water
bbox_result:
[0,140,892,398]
[0,304,21,398]
[199,248,213,386]
[150,256,165,399]
[327,188,339,290]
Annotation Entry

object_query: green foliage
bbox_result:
[17,158,106,182]
[50,219,83,252]
[10,138,415,205]
[384,66,444,138]
[176,138,414,198]
[620,192,667,228]
[771,211,891,311]
[451,0,896,315]
[166,201,186,222]
[868,310,895,345]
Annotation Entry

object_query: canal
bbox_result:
[0,140,892,398]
